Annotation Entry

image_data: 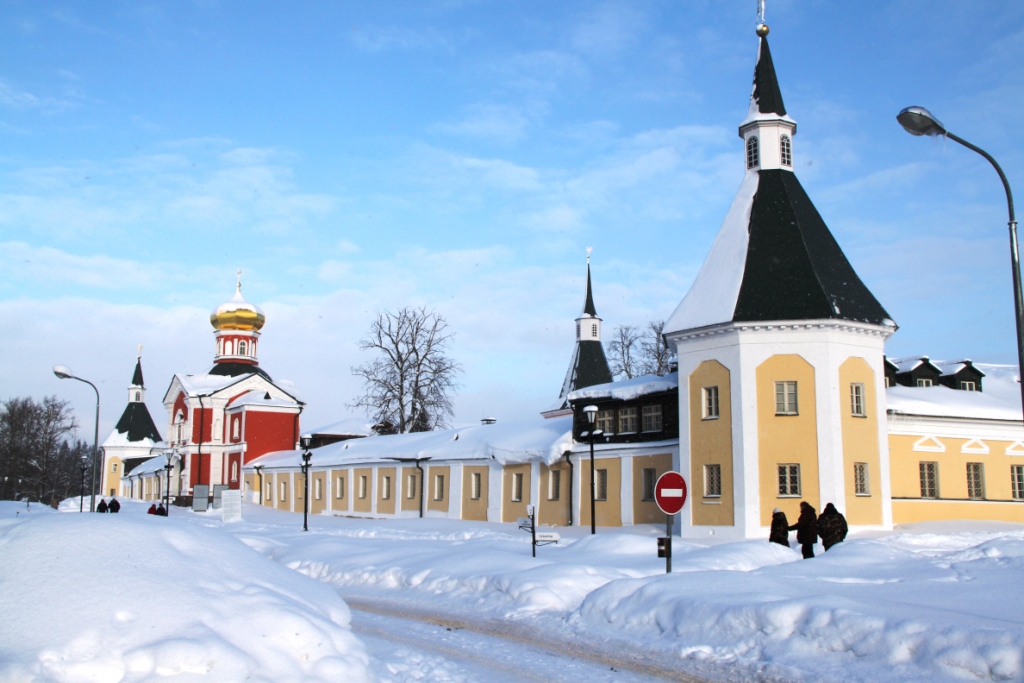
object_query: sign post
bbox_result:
[654,471,687,573]
[518,505,559,557]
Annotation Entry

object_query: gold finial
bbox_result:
[236,269,242,293]
[586,246,593,265]
[756,23,769,37]
[756,0,769,36]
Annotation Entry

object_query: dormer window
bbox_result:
[746,136,759,169]
[780,135,792,167]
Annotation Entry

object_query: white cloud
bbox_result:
[432,104,533,143]
[347,26,451,53]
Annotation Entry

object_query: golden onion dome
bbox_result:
[210,285,266,331]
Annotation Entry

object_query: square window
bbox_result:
[618,407,638,433]
[1012,465,1024,500]
[775,382,798,415]
[705,464,722,497]
[777,464,800,496]
[703,386,720,419]
[471,472,482,500]
[641,468,656,501]
[512,472,523,502]
[642,405,663,432]
[336,476,345,499]
[854,462,870,496]
[548,469,561,501]
[967,463,984,500]
[850,383,866,417]
[595,469,608,501]
[596,410,615,434]
[434,474,445,501]
[919,462,938,498]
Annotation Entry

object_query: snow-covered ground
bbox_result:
[5,500,1024,682]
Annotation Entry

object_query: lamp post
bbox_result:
[53,365,100,512]
[78,455,89,512]
[897,106,1022,417]
[163,451,175,515]
[254,465,263,505]
[582,405,603,535]
[299,435,312,531]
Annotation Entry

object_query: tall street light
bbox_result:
[54,365,100,512]
[299,435,313,531]
[582,405,603,535]
[163,451,175,516]
[78,454,89,512]
[897,107,1022,418]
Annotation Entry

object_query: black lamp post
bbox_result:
[299,435,312,531]
[53,365,100,512]
[163,451,175,515]
[254,465,263,505]
[582,405,603,535]
[897,106,1022,417]
[78,455,88,513]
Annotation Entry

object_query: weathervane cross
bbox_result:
[236,269,242,292]
[586,246,593,265]
[757,0,766,27]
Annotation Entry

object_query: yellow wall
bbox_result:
[839,357,883,525]
[757,354,819,525]
[427,465,450,513]
[330,469,349,511]
[105,457,123,497]
[310,471,327,514]
[632,453,674,524]
[502,464,531,523]
[689,360,735,526]
[353,468,372,512]
[462,465,489,521]
[893,499,1024,523]
[377,467,397,515]
[293,471,305,508]
[401,467,422,513]
[580,456,622,528]
[539,461,571,526]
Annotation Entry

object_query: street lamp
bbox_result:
[78,455,89,512]
[582,405,603,535]
[299,435,313,531]
[163,451,175,515]
[897,106,1022,417]
[54,365,100,512]
[254,465,263,505]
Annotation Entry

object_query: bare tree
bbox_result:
[639,320,672,376]
[351,307,462,433]
[608,324,642,379]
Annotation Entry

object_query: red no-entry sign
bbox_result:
[655,471,687,515]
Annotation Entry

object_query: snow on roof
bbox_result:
[122,454,172,477]
[228,390,299,409]
[888,356,929,374]
[101,429,165,450]
[308,416,377,437]
[665,171,758,334]
[887,368,1021,421]
[176,373,244,396]
[932,359,984,378]
[567,372,679,402]
[246,415,574,470]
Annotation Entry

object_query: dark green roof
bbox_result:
[114,402,163,443]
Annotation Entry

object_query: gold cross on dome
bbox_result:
[236,269,242,292]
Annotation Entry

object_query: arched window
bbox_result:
[230,461,238,483]
[746,136,759,169]
[135,391,140,401]
[232,419,240,440]
[239,340,247,356]
[780,135,792,167]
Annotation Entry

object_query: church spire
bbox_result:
[751,35,786,117]
[582,247,598,317]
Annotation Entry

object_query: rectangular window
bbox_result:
[512,472,523,502]
[703,386,720,419]
[336,476,345,499]
[967,463,984,500]
[920,462,938,498]
[618,407,638,433]
[112,462,118,472]
[778,464,800,496]
[407,474,417,499]
[854,462,870,495]
[705,464,722,498]
[1012,465,1024,500]
[595,468,608,501]
[279,481,287,502]
[775,381,798,415]
[314,478,323,501]
[917,378,934,387]
[265,482,272,501]
[596,409,615,434]
[434,474,445,501]
[642,405,663,432]
[641,468,657,501]
[850,383,866,417]
[961,381,977,391]
[359,475,368,499]
[471,472,482,500]
[382,476,391,500]
[548,469,561,501]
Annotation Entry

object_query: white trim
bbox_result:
[913,435,946,453]
[961,438,990,454]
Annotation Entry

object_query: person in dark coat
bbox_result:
[96,499,108,513]
[789,501,817,558]
[817,503,848,550]
[769,508,790,547]
[108,498,121,513]
[147,504,157,515]
[156,503,167,517]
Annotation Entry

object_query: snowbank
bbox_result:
[0,512,370,683]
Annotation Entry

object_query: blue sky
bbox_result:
[1,1,1022,439]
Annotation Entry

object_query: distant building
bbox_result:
[101,355,165,498]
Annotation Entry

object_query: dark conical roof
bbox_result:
[131,358,144,387]
[114,402,163,444]
[554,341,614,410]
[582,263,598,317]
[752,37,786,116]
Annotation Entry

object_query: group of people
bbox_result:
[95,498,120,513]
[147,503,168,516]
[769,501,848,558]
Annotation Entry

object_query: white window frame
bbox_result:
[920,462,938,498]
[359,475,368,499]
[641,404,662,432]
[336,476,345,499]
[966,462,984,500]
[703,386,720,419]
[265,481,272,502]
[775,381,798,415]
[434,474,445,501]
[917,378,934,387]
[854,462,870,496]
[314,477,322,500]
[407,473,417,499]
[1012,465,1024,500]
[471,472,482,500]
[382,475,391,500]
[595,468,608,501]
[548,469,561,501]
[618,407,638,434]
[512,472,523,502]
[704,464,722,498]
[780,134,792,167]
[746,135,759,169]
[961,381,977,391]
[279,481,287,502]
[777,463,800,497]
[850,383,866,417]
[596,410,615,434]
